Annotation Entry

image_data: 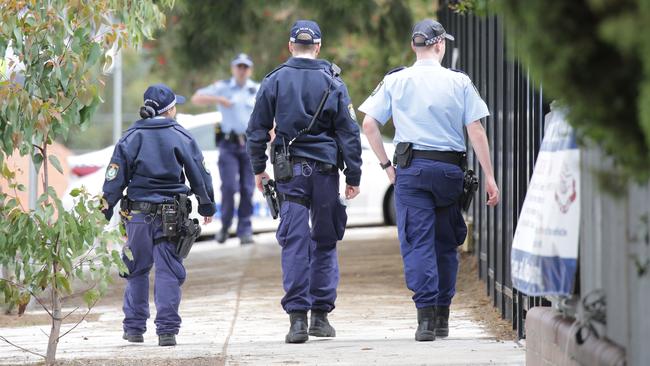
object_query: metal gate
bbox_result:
[437,6,551,338]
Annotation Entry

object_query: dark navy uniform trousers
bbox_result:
[122,213,186,336]
[276,162,347,313]
[395,158,468,308]
[218,140,255,236]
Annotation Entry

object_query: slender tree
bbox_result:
[0,1,172,364]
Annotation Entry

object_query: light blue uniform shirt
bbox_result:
[358,59,489,152]
[196,78,260,134]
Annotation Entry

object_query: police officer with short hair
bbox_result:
[192,53,259,245]
[247,20,362,344]
[102,84,216,346]
[360,19,499,342]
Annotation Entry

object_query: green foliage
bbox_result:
[0,185,126,307]
[140,0,437,137]
[0,0,171,362]
[452,0,650,181]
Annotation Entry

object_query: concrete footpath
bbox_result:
[0,228,525,365]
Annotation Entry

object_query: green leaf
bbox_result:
[49,154,64,174]
[70,188,82,197]
[56,273,72,294]
[123,247,133,261]
[32,153,43,173]
[83,288,100,307]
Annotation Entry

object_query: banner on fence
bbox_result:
[511,104,580,296]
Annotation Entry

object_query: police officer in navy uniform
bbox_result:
[192,53,259,245]
[102,84,216,346]
[360,19,499,342]
[246,20,362,344]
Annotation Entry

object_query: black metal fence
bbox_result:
[437,7,551,338]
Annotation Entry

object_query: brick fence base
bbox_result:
[525,307,625,366]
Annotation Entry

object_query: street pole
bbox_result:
[112,50,122,144]
[28,156,37,209]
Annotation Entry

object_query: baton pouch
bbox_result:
[394,142,414,168]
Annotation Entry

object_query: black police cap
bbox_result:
[412,19,454,47]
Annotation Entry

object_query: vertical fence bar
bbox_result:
[438,3,549,338]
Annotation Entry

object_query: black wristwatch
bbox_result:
[380,160,392,170]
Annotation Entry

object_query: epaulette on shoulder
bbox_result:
[331,63,341,77]
[386,66,406,75]
[172,124,193,140]
[120,128,138,141]
[264,64,286,79]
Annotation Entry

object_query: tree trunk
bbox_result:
[45,286,61,365]
[42,142,62,366]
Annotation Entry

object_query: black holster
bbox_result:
[460,170,479,212]
[158,194,201,258]
[394,142,414,168]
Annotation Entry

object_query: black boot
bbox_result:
[215,229,227,244]
[158,333,176,346]
[415,307,435,341]
[122,332,144,343]
[309,310,336,337]
[285,312,309,343]
[434,306,450,338]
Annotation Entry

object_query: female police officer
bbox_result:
[102,84,216,346]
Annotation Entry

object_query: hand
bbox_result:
[218,97,233,108]
[203,216,213,225]
[255,172,270,193]
[385,165,396,185]
[486,177,499,206]
[345,185,360,200]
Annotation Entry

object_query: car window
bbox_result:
[188,124,215,152]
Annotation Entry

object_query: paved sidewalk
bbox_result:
[0,228,525,365]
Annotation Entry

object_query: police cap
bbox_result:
[143,84,186,115]
[290,20,322,44]
[412,19,454,47]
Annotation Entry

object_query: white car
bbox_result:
[63,112,396,235]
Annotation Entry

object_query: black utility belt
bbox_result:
[394,142,466,169]
[290,157,338,174]
[412,150,466,168]
[216,131,246,143]
[126,200,164,214]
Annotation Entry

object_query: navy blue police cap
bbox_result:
[231,53,253,67]
[412,19,454,46]
[290,20,322,44]
[143,83,186,115]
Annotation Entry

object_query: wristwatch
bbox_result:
[380,160,392,170]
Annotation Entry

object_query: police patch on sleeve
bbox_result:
[105,163,119,181]
[348,104,357,121]
[370,80,384,96]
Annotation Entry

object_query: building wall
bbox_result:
[0,143,71,203]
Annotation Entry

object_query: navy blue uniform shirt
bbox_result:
[246,57,362,186]
[102,117,216,219]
